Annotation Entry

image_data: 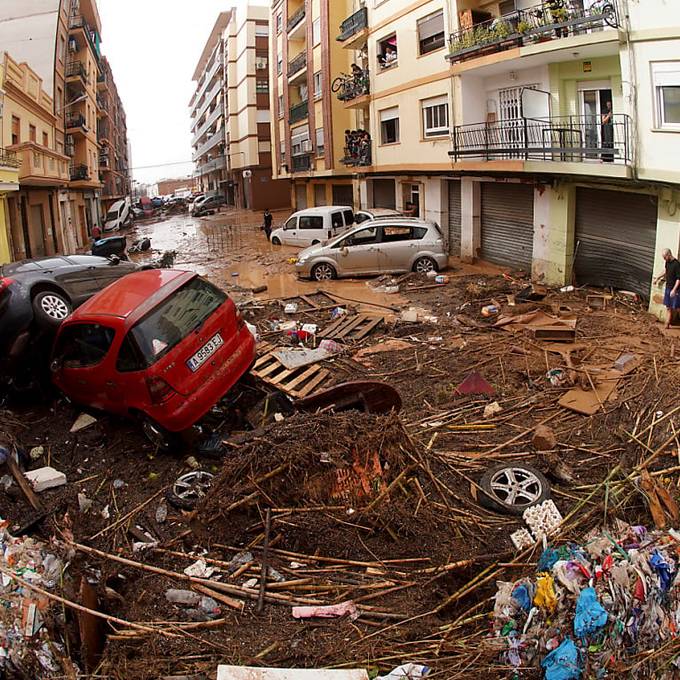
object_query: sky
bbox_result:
[98,0,267,187]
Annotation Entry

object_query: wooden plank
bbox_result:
[335,315,367,339]
[6,454,44,512]
[253,352,276,370]
[352,316,383,340]
[300,295,320,310]
[317,317,348,339]
[256,360,287,379]
[268,366,296,385]
[283,365,321,392]
[293,369,330,398]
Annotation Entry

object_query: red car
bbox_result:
[50,269,256,449]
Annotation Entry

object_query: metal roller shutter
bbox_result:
[372,179,396,209]
[574,188,657,298]
[481,183,534,270]
[448,180,461,257]
[332,184,353,206]
[295,184,307,210]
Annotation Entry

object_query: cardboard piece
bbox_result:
[217,668,369,680]
[353,339,412,366]
[558,369,620,416]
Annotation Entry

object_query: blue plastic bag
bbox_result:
[649,550,674,591]
[512,583,532,611]
[541,638,582,680]
[574,587,608,638]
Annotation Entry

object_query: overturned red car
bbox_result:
[50,269,256,449]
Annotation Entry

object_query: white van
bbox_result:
[269,206,356,247]
[104,198,132,232]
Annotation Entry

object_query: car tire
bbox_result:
[141,417,183,453]
[271,236,282,246]
[478,463,551,516]
[166,470,214,510]
[413,256,438,274]
[311,262,337,282]
[32,290,72,328]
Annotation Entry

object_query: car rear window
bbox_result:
[299,215,323,229]
[55,323,115,368]
[343,210,355,226]
[120,277,228,369]
[331,212,344,228]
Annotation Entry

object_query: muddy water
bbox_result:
[128,209,407,309]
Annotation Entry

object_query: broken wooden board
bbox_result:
[252,351,330,398]
[318,314,385,341]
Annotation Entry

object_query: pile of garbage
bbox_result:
[492,521,680,678]
[0,518,71,677]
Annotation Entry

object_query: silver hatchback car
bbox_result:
[295,218,448,281]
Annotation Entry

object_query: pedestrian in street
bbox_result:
[655,248,680,329]
[263,208,273,240]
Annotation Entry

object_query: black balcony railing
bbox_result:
[341,132,372,167]
[65,60,87,81]
[97,95,108,111]
[68,15,101,60]
[70,163,90,181]
[288,52,307,77]
[289,100,309,124]
[337,7,368,42]
[449,114,632,165]
[447,0,619,63]
[98,124,110,141]
[332,69,370,102]
[287,6,306,32]
[0,148,20,168]
[291,154,312,172]
[65,113,87,130]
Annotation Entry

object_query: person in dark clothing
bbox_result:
[656,248,680,328]
[601,100,614,162]
[263,209,273,239]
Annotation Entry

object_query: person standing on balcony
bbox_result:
[601,100,614,162]
[655,249,680,329]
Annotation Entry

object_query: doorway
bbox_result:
[29,204,47,257]
[579,84,613,157]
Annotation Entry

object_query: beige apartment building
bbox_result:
[191,6,289,210]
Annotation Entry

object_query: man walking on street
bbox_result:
[656,248,680,329]
[263,209,273,240]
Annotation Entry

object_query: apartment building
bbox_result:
[99,56,131,211]
[157,177,195,197]
[191,6,288,209]
[0,82,20,264]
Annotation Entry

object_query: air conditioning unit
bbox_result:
[301,140,312,153]
[255,57,268,70]
[242,169,252,178]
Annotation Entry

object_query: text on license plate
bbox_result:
[187,333,224,372]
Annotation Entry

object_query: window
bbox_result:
[256,109,270,124]
[312,17,321,45]
[258,140,271,153]
[276,13,283,33]
[278,94,284,117]
[11,116,20,145]
[343,209,355,226]
[417,11,445,55]
[42,132,49,147]
[29,125,36,143]
[383,226,414,242]
[422,95,449,137]
[331,211,344,228]
[653,62,680,130]
[54,323,116,368]
[256,79,269,93]
[255,24,269,37]
[380,107,400,144]
[377,34,398,70]
[299,215,323,229]
[335,226,379,248]
[313,71,322,98]
[291,125,310,155]
[280,139,286,162]
[57,86,63,108]
[284,216,298,230]
[316,127,325,156]
[277,53,283,74]
[59,34,66,63]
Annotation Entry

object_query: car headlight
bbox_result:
[297,256,307,264]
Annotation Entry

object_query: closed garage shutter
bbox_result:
[575,188,657,297]
[481,183,534,270]
[373,179,396,209]
[332,184,353,206]
[448,180,461,257]
[295,184,307,210]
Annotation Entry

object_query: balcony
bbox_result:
[0,148,20,169]
[447,1,619,64]
[196,156,228,176]
[70,163,90,181]
[98,123,111,143]
[192,128,226,161]
[192,80,223,126]
[291,154,312,173]
[340,132,372,167]
[68,15,101,60]
[192,57,223,114]
[65,113,88,133]
[289,100,309,124]
[97,71,107,90]
[333,69,370,106]
[65,60,88,85]
[97,95,109,114]
[192,104,224,146]
[10,142,69,186]
[449,114,632,166]
[337,7,368,49]
[287,6,305,33]
[288,52,307,79]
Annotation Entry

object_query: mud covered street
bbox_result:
[2,209,680,679]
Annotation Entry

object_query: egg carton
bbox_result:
[510,528,535,550]
[523,500,563,541]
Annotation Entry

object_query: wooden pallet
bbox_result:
[276,290,339,312]
[251,350,330,398]
[317,314,384,341]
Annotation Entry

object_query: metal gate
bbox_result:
[448,180,461,257]
[372,178,396,209]
[574,187,657,297]
[481,182,534,270]
[332,184,353,206]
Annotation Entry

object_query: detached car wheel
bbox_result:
[311,263,336,282]
[413,256,438,274]
[478,463,550,516]
[167,470,214,510]
[142,417,182,453]
[32,291,72,327]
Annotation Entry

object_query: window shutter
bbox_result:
[418,11,444,41]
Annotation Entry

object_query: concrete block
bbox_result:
[24,466,67,493]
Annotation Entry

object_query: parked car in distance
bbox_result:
[188,194,205,213]
[192,194,225,217]
[295,218,447,281]
[104,198,132,232]
[50,269,256,449]
[354,208,401,224]
[269,206,356,247]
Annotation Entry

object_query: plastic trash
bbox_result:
[184,558,216,578]
[165,589,201,606]
[534,573,558,612]
[512,583,532,611]
[155,502,168,524]
[574,587,607,638]
[481,305,499,317]
[560,285,575,293]
[375,663,430,679]
[541,638,581,680]
[649,550,673,591]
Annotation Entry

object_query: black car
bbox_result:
[0,255,138,391]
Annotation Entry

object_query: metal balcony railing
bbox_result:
[192,80,223,123]
[447,0,619,63]
[288,52,307,77]
[291,154,312,172]
[196,156,228,175]
[70,163,90,181]
[65,60,87,82]
[97,95,108,111]
[333,69,370,102]
[192,129,226,161]
[65,113,87,130]
[289,100,309,124]
[287,6,306,33]
[192,105,224,146]
[0,148,20,168]
[449,114,632,165]
[340,134,372,167]
[337,7,368,42]
[68,15,101,60]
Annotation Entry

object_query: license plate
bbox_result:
[186,333,223,372]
